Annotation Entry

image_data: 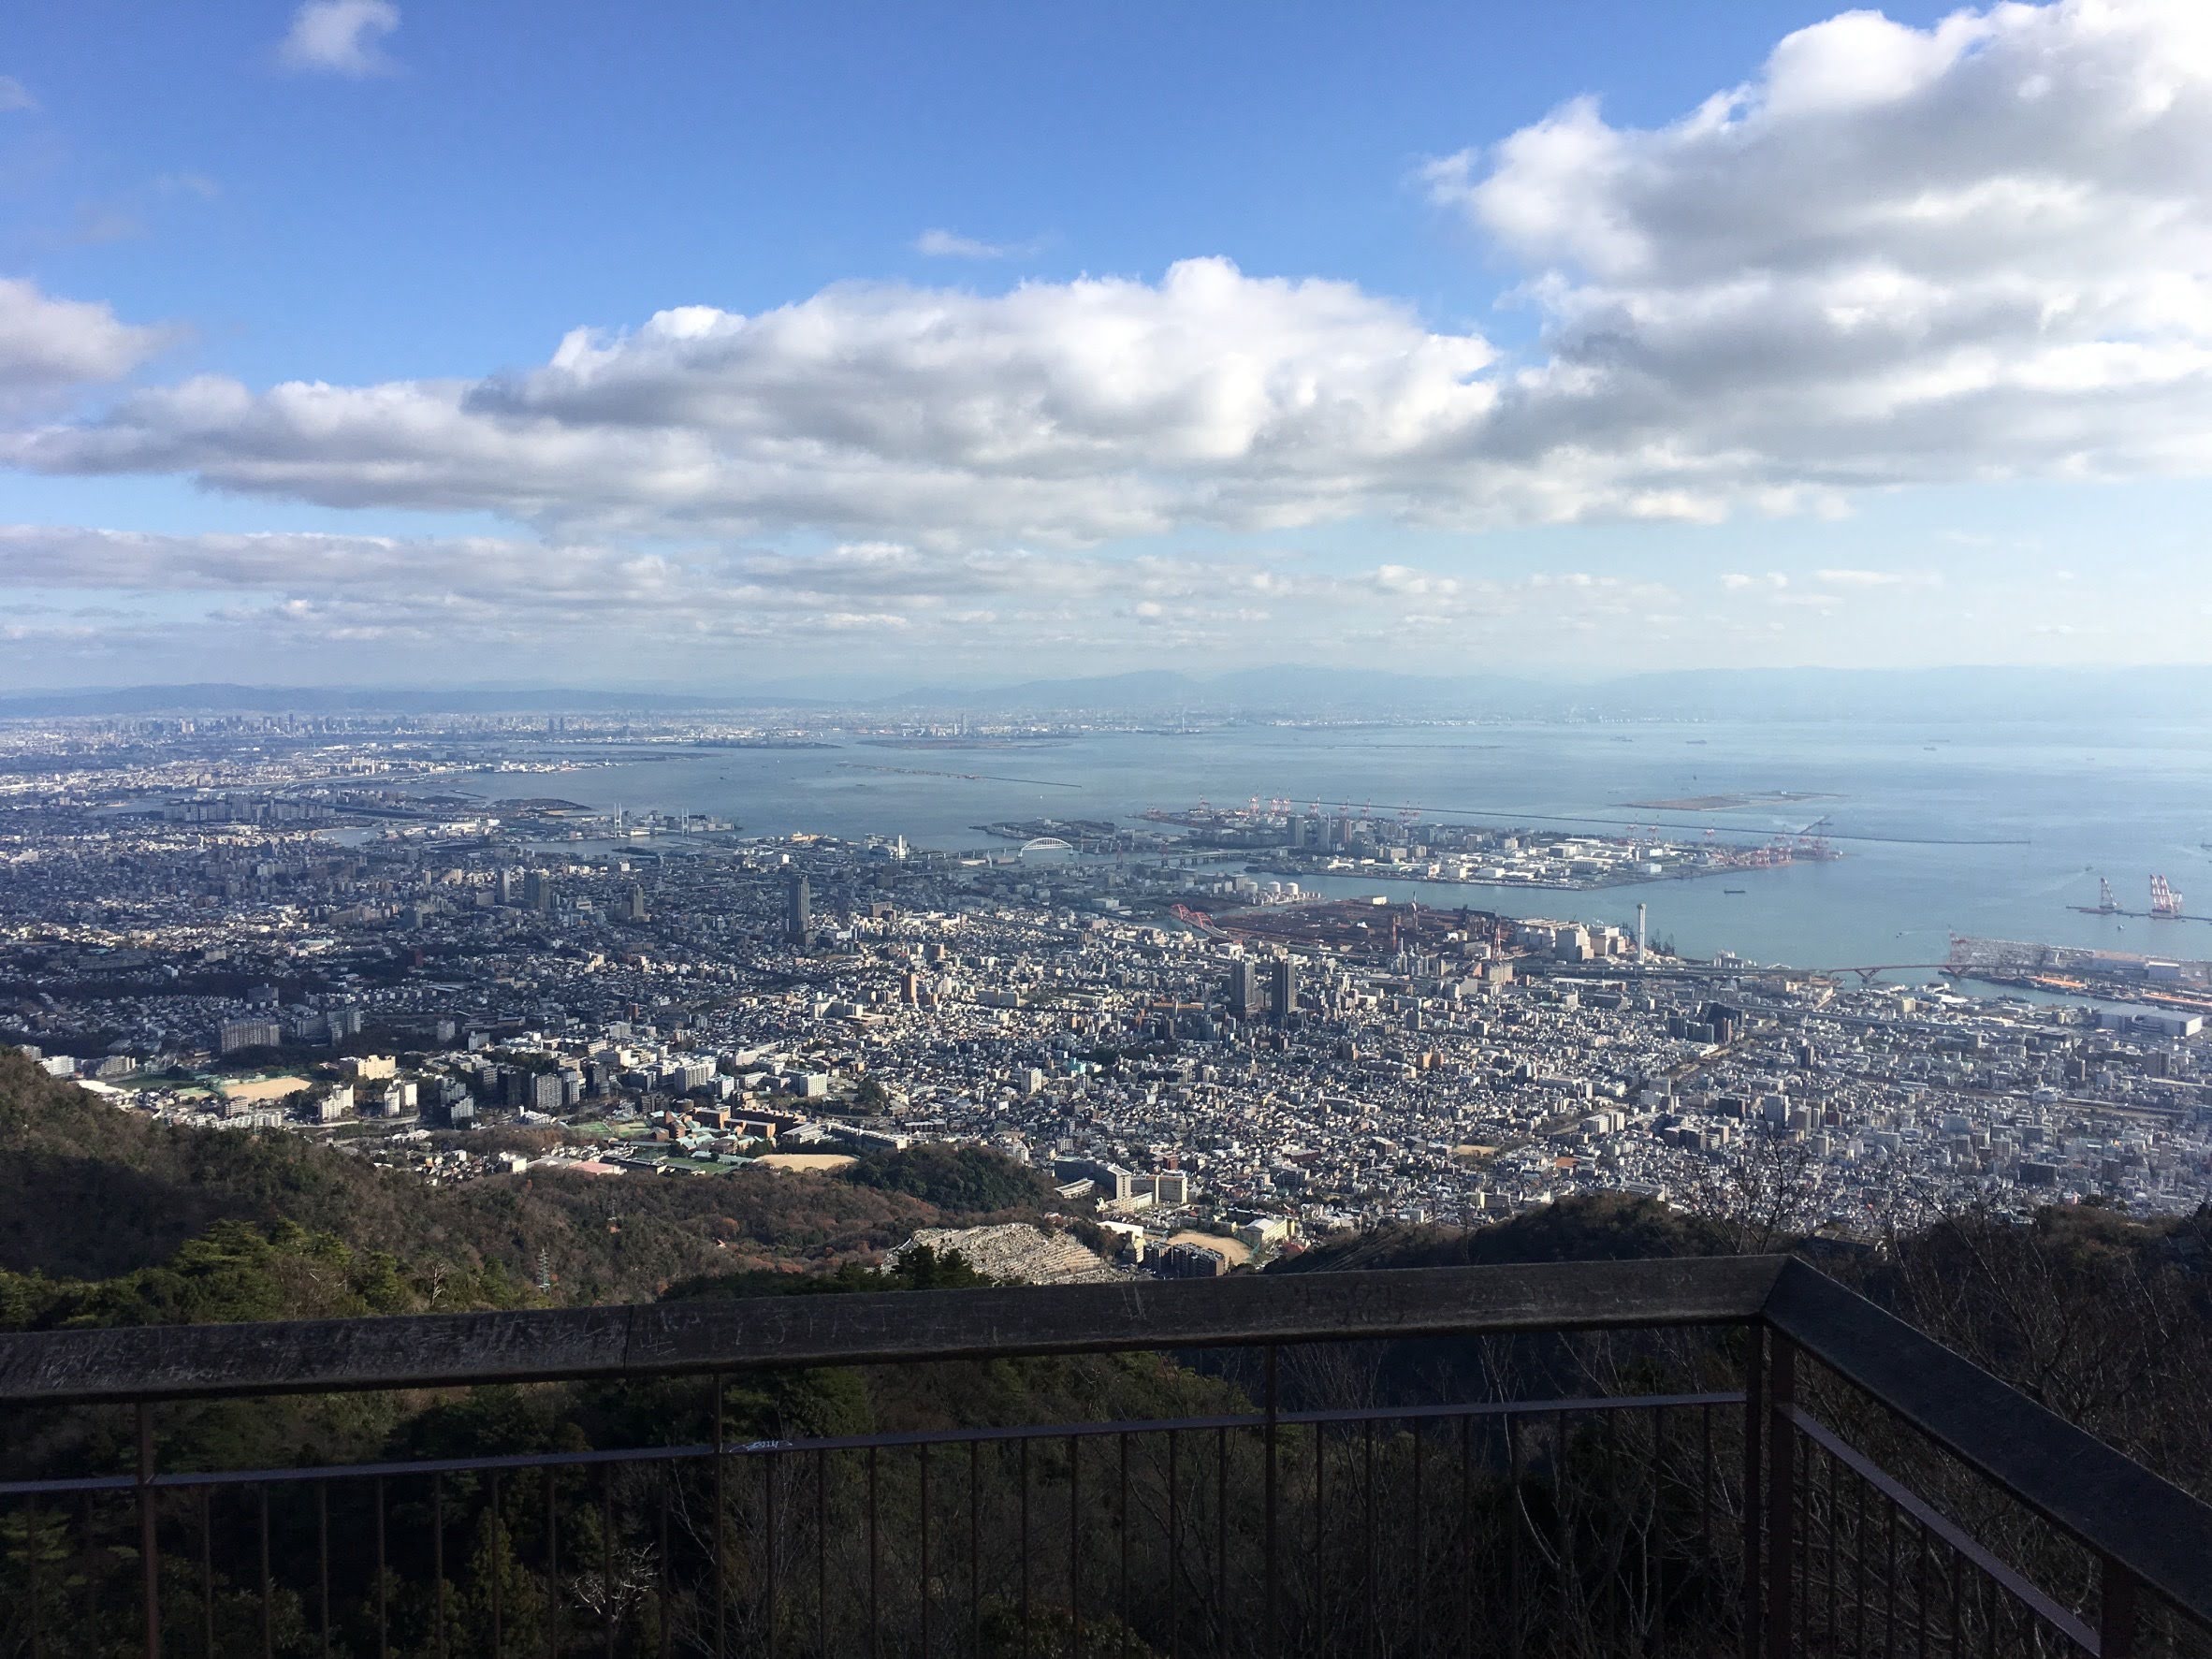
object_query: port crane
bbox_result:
[2070,874,2201,924]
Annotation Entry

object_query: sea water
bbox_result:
[448,720,2212,974]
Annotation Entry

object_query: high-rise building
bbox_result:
[1229,960,1263,1018]
[522,871,550,913]
[1269,957,1300,1026]
[623,883,648,923]
[785,872,812,944]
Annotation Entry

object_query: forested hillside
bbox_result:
[1273,1190,1732,1271]
[0,1048,1058,1327]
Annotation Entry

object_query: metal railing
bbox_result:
[0,1255,2206,1657]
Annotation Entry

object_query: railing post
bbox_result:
[1263,1343,1278,1659]
[1765,1336,1797,1659]
[1742,1326,1765,1659]
[136,1403,161,1659]
[2100,1555,2137,1659]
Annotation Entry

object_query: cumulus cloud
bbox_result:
[277,0,400,76]
[7,0,2212,674]
[1422,0,2212,501]
[6,259,1506,543]
[26,1,2212,549]
[0,279,169,400]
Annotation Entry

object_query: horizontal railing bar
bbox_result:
[1764,1258,2212,1634]
[1284,1389,1744,1428]
[0,1472,137,1497]
[0,1255,1783,1405]
[1787,1404,2099,1654]
[0,1389,1741,1498]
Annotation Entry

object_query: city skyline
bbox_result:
[5,0,2212,687]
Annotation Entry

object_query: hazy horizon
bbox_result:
[11,661,2212,722]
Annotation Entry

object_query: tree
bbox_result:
[1677,1122,1835,1253]
[841,1144,1056,1211]
[459,1505,543,1657]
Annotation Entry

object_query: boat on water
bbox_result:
[1724,887,1748,895]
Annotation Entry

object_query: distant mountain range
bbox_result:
[4,664,2210,722]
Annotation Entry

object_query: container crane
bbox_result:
[2151,874,2184,918]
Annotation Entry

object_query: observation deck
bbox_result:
[2,1256,2208,1656]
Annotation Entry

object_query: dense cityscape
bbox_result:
[8,712,2210,1284]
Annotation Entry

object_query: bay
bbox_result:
[480,720,2212,974]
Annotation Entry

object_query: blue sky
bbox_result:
[2,0,2208,688]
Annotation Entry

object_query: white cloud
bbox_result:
[0,522,1681,665]
[278,0,400,77]
[153,172,222,200]
[1373,563,1462,598]
[0,279,169,400]
[7,259,1507,544]
[1422,0,2212,498]
[1815,568,1943,589]
[0,76,36,113]
[915,228,1023,259]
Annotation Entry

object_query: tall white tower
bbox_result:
[1636,902,1648,966]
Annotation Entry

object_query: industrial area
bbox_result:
[1142,796,1841,891]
